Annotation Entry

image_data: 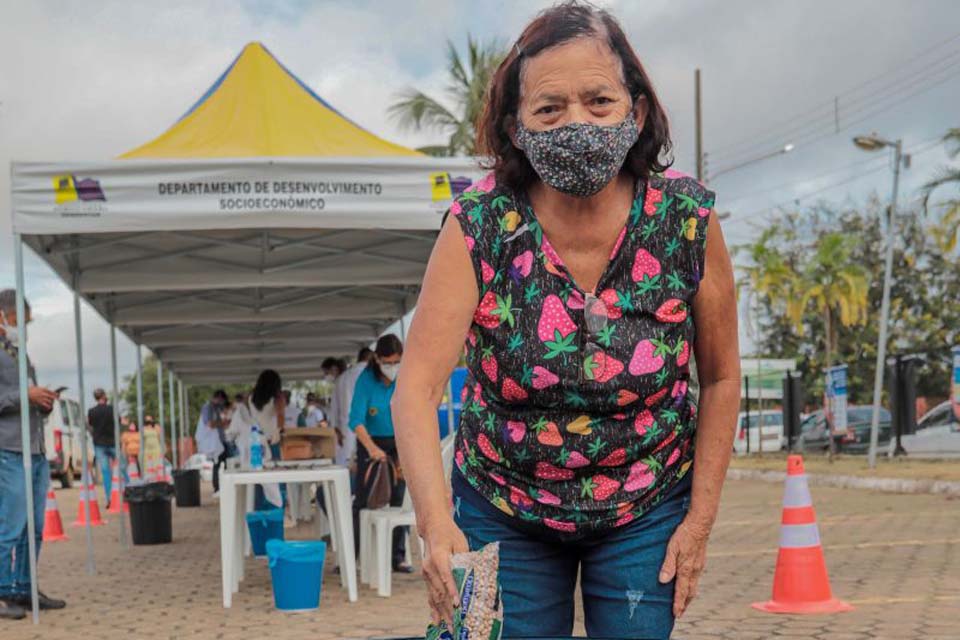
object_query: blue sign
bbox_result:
[825,364,849,434]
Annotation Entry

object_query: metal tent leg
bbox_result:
[14,235,40,624]
[110,323,128,547]
[168,371,177,469]
[72,278,96,576]
[136,345,145,474]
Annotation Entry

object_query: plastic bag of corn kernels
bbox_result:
[425,542,503,640]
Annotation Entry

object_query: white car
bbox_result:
[733,410,786,454]
[888,401,960,458]
[43,397,96,488]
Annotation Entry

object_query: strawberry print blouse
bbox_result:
[449,169,715,535]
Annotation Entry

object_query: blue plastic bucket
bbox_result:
[266,539,327,611]
[245,509,284,557]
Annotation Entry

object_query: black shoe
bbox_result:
[393,563,415,574]
[0,599,25,620]
[10,591,66,610]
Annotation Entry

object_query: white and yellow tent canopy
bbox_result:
[12,42,480,383]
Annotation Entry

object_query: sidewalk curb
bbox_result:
[726,468,960,496]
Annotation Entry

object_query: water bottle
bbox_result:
[250,426,263,470]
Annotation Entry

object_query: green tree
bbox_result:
[735,198,960,407]
[388,36,506,156]
[737,227,869,372]
[920,127,960,253]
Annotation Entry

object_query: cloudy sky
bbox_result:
[1,0,958,397]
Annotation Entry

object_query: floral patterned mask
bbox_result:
[514,116,640,197]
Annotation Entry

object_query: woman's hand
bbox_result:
[420,515,469,625]
[368,444,387,461]
[658,516,712,618]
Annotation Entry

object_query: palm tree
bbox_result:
[793,233,869,371]
[738,230,868,371]
[388,36,506,157]
[920,128,960,253]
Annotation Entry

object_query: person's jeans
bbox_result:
[94,444,116,504]
[0,450,48,598]
[453,469,692,639]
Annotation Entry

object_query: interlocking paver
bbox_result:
[3,477,957,639]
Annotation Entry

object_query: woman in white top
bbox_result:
[250,370,285,449]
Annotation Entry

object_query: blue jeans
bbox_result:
[94,444,117,504]
[453,470,692,639]
[0,450,48,598]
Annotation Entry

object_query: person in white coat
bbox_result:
[326,348,373,467]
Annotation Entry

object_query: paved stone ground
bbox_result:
[5,477,959,639]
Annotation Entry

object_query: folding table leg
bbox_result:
[234,484,246,591]
[220,478,235,608]
[332,473,358,602]
[322,481,338,554]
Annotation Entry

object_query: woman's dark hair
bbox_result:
[367,334,403,382]
[477,1,673,192]
[251,369,282,411]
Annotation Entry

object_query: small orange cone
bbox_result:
[107,460,128,514]
[752,455,852,614]
[73,470,106,527]
[42,489,68,542]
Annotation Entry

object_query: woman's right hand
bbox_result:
[420,514,469,625]
[368,445,388,461]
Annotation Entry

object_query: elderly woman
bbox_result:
[393,3,740,638]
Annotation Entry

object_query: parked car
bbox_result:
[43,397,96,488]
[887,401,960,458]
[734,411,786,453]
[795,406,892,454]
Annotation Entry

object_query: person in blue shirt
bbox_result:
[349,334,412,573]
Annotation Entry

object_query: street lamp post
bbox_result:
[853,133,905,468]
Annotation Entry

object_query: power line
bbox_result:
[723,135,944,205]
[710,31,960,159]
[709,54,960,170]
[726,139,946,225]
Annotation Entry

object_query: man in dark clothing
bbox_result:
[0,289,66,620]
[88,389,116,505]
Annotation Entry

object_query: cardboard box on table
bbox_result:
[281,427,336,460]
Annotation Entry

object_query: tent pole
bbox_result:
[14,235,40,624]
[182,382,190,458]
[72,275,96,575]
[157,359,165,467]
[136,344,145,475]
[109,322,128,547]
[168,371,177,469]
[179,379,186,463]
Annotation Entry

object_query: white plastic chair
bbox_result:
[360,433,457,597]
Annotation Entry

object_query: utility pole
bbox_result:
[695,69,703,182]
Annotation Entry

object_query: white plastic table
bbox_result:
[218,466,356,607]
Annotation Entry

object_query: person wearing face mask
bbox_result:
[348,334,411,573]
[0,290,66,619]
[391,4,740,637]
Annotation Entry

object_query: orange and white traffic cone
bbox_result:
[73,469,106,527]
[752,455,853,614]
[42,489,68,542]
[107,460,127,514]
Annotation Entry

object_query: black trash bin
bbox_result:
[172,469,201,507]
[125,482,175,545]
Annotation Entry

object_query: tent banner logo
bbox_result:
[430,172,473,203]
[52,174,107,217]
